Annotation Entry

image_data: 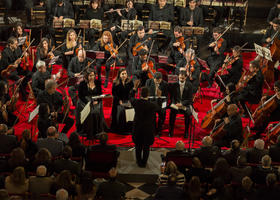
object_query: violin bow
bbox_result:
[20,38,35,59]
[106,38,129,63]
[215,22,234,43]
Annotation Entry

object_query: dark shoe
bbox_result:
[104,79,108,88]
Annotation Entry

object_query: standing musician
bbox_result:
[145,71,169,135]
[132,48,157,86]
[179,0,204,27]
[168,26,189,65]
[37,79,74,135]
[267,0,280,25]
[61,29,82,69]
[169,70,193,138]
[0,81,18,127]
[262,18,280,45]
[35,37,56,73]
[212,104,243,148]
[84,0,104,49]
[77,68,106,139]
[31,60,51,98]
[207,27,227,88]
[237,60,264,116]
[253,80,280,138]
[216,45,243,93]
[68,49,94,106]
[1,36,32,101]
[93,31,118,88]
[176,48,201,94]
[111,68,134,134]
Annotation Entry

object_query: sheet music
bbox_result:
[18,36,27,46]
[254,43,272,61]
[190,105,199,123]
[28,105,40,123]
[162,101,167,109]
[80,102,91,124]
[254,43,264,57]
[170,103,187,111]
[125,108,135,122]
[49,56,59,65]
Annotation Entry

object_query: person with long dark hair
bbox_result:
[67,132,86,157]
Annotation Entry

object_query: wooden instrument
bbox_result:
[176,36,186,53]
[236,71,257,91]
[210,120,226,140]
[105,42,118,56]
[252,94,278,127]
[132,38,151,56]
[142,40,156,79]
[265,121,280,144]
[211,23,233,48]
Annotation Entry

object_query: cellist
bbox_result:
[252,80,280,139]
[262,18,280,45]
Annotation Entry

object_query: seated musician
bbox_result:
[168,26,189,65]
[76,68,106,139]
[179,0,204,27]
[212,104,243,148]
[149,0,174,52]
[31,60,51,98]
[207,27,227,88]
[267,0,280,25]
[253,80,280,138]
[35,37,56,72]
[169,70,193,138]
[237,60,264,116]
[10,22,27,44]
[132,48,157,86]
[93,31,118,88]
[1,36,32,101]
[61,29,82,69]
[84,0,104,49]
[216,45,243,93]
[3,0,33,24]
[37,79,74,135]
[111,68,134,134]
[176,48,201,94]
[67,49,94,106]
[262,18,280,45]
[145,71,169,135]
[0,81,18,127]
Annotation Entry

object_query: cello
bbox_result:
[210,120,226,140]
[265,121,280,144]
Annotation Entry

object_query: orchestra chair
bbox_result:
[38,193,57,200]
[85,150,119,179]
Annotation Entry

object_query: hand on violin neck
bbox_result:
[209,42,216,47]
[173,42,180,47]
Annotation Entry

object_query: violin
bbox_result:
[185,59,196,79]
[142,60,156,79]
[132,38,151,56]
[105,42,118,56]
[176,36,186,53]
[236,71,257,91]
[219,54,239,75]
[265,121,280,145]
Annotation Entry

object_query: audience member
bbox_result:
[229,156,252,184]
[268,135,280,162]
[154,174,184,200]
[5,166,29,194]
[0,124,18,154]
[76,171,97,200]
[31,148,54,175]
[56,188,69,200]
[193,136,220,167]
[37,126,64,157]
[19,129,38,162]
[210,157,231,184]
[185,157,210,184]
[158,161,185,187]
[90,132,118,152]
[184,176,204,200]
[246,139,268,163]
[206,177,233,200]
[234,176,257,200]
[258,173,280,200]
[0,189,9,200]
[223,139,241,166]
[67,132,86,158]
[29,165,54,198]
[96,168,126,200]
[6,147,29,172]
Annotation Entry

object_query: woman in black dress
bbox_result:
[77,68,106,139]
[111,68,133,133]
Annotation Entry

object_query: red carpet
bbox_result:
[11,52,273,149]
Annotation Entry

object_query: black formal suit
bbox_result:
[269,143,280,162]
[128,34,152,59]
[169,81,193,137]
[51,1,74,19]
[0,134,18,154]
[193,145,220,167]
[168,35,189,65]
[145,78,169,134]
[53,158,81,175]
[267,6,280,24]
[179,6,204,27]
[246,147,268,164]
[31,71,51,97]
[129,89,160,166]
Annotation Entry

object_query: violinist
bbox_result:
[1,36,32,101]
[216,45,243,93]
[212,104,243,148]
[77,68,107,139]
[93,31,118,88]
[262,18,280,45]
[68,49,94,106]
[10,22,27,47]
[237,60,264,116]
[169,70,193,138]
[168,26,189,65]
[207,27,227,88]
[253,80,280,139]
[37,79,74,135]
[132,48,157,86]
[61,29,82,69]
[84,0,104,49]
[176,48,200,94]
[179,0,204,27]
[31,60,51,98]
[111,68,134,134]
[35,37,55,72]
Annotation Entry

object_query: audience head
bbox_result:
[35,148,52,162]
[99,132,108,145]
[175,140,185,151]
[141,87,149,98]
[254,139,265,150]
[189,176,201,192]
[231,139,240,151]
[261,155,272,167]
[57,170,73,188]
[11,166,26,185]
[62,146,73,160]
[0,189,9,200]
[36,165,47,177]
[237,156,247,166]
[167,174,177,186]
[56,188,69,200]
[202,136,213,147]
[9,147,26,165]
[164,161,178,175]
[80,171,95,195]
[0,124,8,135]
[242,176,253,191]
[47,126,58,138]
[266,173,277,187]
[214,157,229,172]
[68,132,82,147]
[192,157,203,168]
[109,167,118,179]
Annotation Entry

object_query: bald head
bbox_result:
[47,126,57,138]
[0,124,8,135]
[202,136,212,147]
[175,140,185,151]
[36,165,47,177]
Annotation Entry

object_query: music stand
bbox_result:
[28,105,40,139]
